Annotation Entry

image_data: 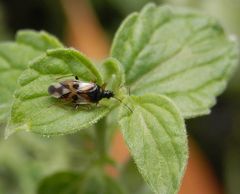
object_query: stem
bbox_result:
[95,117,107,161]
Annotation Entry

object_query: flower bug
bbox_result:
[48,76,132,112]
[48,76,114,108]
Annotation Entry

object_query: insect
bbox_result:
[48,76,114,108]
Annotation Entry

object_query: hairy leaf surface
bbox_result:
[119,94,188,194]
[0,30,62,123]
[112,4,239,118]
[6,49,115,137]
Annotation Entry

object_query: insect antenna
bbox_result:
[113,97,133,113]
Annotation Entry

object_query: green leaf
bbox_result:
[48,48,104,85]
[37,172,82,194]
[0,133,71,194]
[100,57,125,93]
[0,30,63,123]
[81,170,126,194]
[111,3,239,118]
[120,159,154,194]
[37,170,126,194]
[119,94,188,194]
[5,49,115,137]
[16,30,63,51]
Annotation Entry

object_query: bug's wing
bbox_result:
[75,82,97,104]
[75,94,92,104]
[48,83,70,98]
[77,82,96,93]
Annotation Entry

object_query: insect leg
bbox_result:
[74,104,80,109]
[127,86,131,95]
[73,103,92,111]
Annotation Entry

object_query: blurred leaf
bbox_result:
[81,170,125,194]
[0,30,62,125]
[111,3,239,118]
[37,170,125,194]
[37,171,82,194]
[16,30,63,51]
[120,159,154,194]
[119,94,188,194]
[108,0,162,15]
[5,48,116,137]
[201,0,240,37]
[0,133,70,194]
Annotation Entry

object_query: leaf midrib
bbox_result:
[132,46,231,92]
[129,24,227,88]
[137,109,174,193]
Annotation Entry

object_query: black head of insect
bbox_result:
[101,90,114,99]
[86,84,114,103]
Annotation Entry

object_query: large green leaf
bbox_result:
[119,94,188,194]
[0,30,63,124]
[111,3,239,118]
[5,49,116,137]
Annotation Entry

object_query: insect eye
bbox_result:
[73,84,79,89]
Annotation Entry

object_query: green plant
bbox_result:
[1,3,238,194]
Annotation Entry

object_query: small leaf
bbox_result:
[119,94,188,194]
[16,30,63,51]
[37,172,82,194]
[100,57,125,92]
[5,49,115,137]
[111,4,239,118]
[81,170,126,194]
[0,30,62,123]
[37,171,126,194]
[47,48,103,85]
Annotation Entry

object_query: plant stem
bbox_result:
[95,117,107,161]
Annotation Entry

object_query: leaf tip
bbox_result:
[4,123,30,139]
[4,126,15,139]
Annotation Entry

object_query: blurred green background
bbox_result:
[0,0,239,194]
